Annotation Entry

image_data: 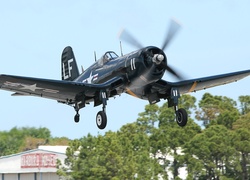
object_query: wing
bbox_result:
[151,70,250,98]
[0,74,122,104]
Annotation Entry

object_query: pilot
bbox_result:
[105,54,110,60]
[102,54,110,64]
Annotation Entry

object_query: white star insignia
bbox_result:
[83,71,98,83]
[20,84,43,92]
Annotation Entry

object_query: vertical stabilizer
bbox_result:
[61,46,80,81]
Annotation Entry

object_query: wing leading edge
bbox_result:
[152,69,250,97]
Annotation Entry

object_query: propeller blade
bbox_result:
[161,19,181,51]
[118,29,143,49]
[161,62,183,80]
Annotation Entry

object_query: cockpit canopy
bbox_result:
[97,51,119,66]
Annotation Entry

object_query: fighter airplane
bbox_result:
[0,20,249,129]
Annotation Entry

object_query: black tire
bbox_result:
[74,114,80,123]
[96,111,107,129]
[176,108,188,127]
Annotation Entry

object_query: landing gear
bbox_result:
[73,91,109,130]
[95,91,108,129]
[74,112,80,123]
[73,100,84,123]
[169,88,188,127]
[176,108,187,127]
[96,111,107,129]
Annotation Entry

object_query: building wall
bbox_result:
[40,173,59,180]
[2,174,16,180]
[1,173,60,180]
[20,173,35,180]
[0,148,67,180]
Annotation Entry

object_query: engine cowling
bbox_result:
[142,46,167,77]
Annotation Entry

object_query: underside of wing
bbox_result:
[151,69,250,98]
[0,74,115,104]
[175,70,250,94]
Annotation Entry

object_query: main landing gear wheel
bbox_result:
[96,111,107,129]
[176,108,188,127]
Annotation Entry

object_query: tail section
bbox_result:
[61,46,80,81]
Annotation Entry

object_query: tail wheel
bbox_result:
[96,111,107,129]
[176,108,188,127]
[74,113,80,123]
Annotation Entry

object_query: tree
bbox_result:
[57,138,82,179]
[58,124,162,179]
[239,95,250,115]
[118,123,163,179]
[232,112,250,180]
[90,131,123,180]
[196,93,239,128]
[49,137,71,146]
[150,94,200,179]
[137,104,159,134]
[0,126,52,156]
[185,125,237,179]
[57,93,250,179]
[20,136,47,151]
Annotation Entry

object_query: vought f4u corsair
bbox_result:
[0,20,250,129]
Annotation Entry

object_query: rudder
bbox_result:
[61,46,80,81]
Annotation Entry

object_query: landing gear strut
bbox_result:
[74,102,81,123]
[73,91,108,129]
[73,100,85,123]
[169,88,188,127]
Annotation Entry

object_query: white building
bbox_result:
[0,146,67,180]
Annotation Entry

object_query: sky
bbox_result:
[0,0,249,139]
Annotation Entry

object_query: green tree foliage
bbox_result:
[20,136,48,151]
[0,127,49,156]
[59,93,250,179]
[185,125,237,179]
[1,93,249,179]
[0,127,25,156]
[239,95,250,115]
[58,95,200,179]
[49,137,71,146]
[137,104,159,134]
[0,127,70,156]
[151,95,200,179]
[232,112,250,180]
[58,126,162,180]
[196,93,239,128]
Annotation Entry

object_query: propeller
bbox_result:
[161,63,183,80]
[161,19,181,51]
[118,29,143,49]
[119,19,183,80]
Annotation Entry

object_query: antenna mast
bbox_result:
[94,51,97,61]
[120,41,124,56]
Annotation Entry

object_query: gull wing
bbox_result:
[150,70,250,98]
[0,74,120,104]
